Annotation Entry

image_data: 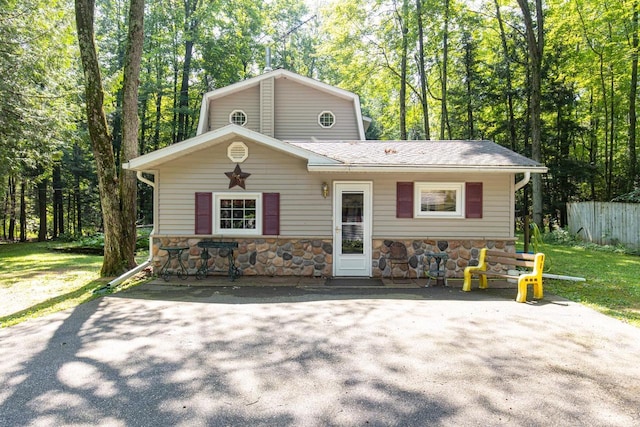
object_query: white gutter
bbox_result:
[514,171,531,191]
[308,165,547,174]
[103,171,157,289]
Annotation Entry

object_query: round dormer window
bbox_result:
[318,111,335,128]
[229,110,247,126]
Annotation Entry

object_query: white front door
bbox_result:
[333,182,372,277]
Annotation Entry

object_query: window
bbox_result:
[414,183,464,218]
[318,111,335,128]
[215,193,261,235]
[229,110,247,126]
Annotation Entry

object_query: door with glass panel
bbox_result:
[333,182,372,277]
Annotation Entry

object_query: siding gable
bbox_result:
[274,78,360,140]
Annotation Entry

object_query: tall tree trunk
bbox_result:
[75,0,141,275]
[464,33,474,139]
[177,0,200,142]
[37,179,47,241]
[398,0,409,140]
[8,176,16,241]
[494,0,517,151]
[121,0,145,268]
[517,0,544,229]
[75,174,82,235]
[53,163,63,237]
[416,0,430,139]
[440,0,450,140]
[630,1,639,188]
[19,178,26,242]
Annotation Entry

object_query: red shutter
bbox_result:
[396,182,414,218]
[465,182,483,218]
[195,192,212,234]
[263,193,280,235]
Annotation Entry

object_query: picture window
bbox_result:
[414,183,464,218]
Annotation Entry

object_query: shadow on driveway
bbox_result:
[1,283,639,426]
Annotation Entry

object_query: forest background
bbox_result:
[2,0,639,252]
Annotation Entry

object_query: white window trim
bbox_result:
[318,111,335,128]
[229,110,247,126]
[414,182,465,218]
[214,192,262,235]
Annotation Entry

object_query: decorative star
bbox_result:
[225,164,251,189]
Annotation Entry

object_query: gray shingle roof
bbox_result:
[288,140,545,169]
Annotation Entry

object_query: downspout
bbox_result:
[515,171,530,192]
[99,170,156,291]
[515,172,531,253]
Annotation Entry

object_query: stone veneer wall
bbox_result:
[153,236,515,279]
[373,239,516,279]
[153,237,333,277]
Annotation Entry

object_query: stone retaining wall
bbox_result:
[152,237,515,279]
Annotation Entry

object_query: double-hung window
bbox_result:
[214,193,261,235]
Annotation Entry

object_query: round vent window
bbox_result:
[318,111,335,128]
[229,110,247,126]
[227,141,248,163]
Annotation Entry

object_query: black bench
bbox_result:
[196,241,241,281]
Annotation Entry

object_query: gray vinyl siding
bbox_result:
[208,85,260,132]
[156,141,514,239]
[369,173,513,238]
[156,141,333,236]
[273,78,360,140]
[323,173,513,239]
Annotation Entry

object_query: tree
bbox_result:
[517,0,544,229]
[75,0,144,275]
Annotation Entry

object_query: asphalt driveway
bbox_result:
[1,283,639,426]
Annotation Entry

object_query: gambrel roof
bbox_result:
[196,68,368,139]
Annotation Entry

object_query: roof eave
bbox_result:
[123,125,340,171]
[306,164,548,173]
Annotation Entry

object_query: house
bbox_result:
[123,69,547,280]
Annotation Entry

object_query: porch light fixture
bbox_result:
[321,182,329,198]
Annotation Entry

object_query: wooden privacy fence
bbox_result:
[567,202,640,249]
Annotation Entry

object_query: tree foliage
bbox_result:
[2,0,640,250]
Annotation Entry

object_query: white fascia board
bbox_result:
[123,125,339,171]
[306,164,548,173]
[195,93,209,135]
[353,94,366,140]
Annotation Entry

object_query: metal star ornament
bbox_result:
[225,164,251,189]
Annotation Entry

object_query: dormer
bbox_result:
[196,69,368,141]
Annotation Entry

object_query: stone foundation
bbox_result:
[153,237,332,277]
[372,239,516,279]
[152,236,515,279]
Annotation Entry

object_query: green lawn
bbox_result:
[0,241,147,327]
[540,243,640,327]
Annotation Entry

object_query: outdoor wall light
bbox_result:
[321,182,329,198]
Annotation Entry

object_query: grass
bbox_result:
[520,231,640,328]
[0,241,148,328]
